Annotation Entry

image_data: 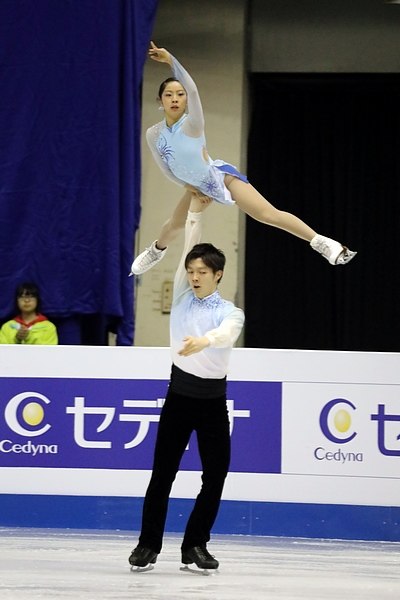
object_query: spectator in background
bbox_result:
[0,282,58,345]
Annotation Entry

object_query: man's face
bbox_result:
[186,258,222,299]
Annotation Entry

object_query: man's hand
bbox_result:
[178,335,210,356]
[185,186,212,212]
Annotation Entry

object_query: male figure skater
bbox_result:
[129,191,244,571]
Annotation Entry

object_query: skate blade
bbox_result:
[180,565,217,576]
[130,563,155,573]
[336,248,357,265]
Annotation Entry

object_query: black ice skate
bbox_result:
[128,545,158,572]
[180,545,219,575]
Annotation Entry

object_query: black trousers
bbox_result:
[138,388,230,553]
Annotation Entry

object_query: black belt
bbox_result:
[169,364,227,399]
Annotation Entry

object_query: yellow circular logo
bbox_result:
[333,409,351,433]
[22,402,45,426]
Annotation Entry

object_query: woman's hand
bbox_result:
[148,41,172,65]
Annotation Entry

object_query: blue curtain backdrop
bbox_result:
[0,0,158,345]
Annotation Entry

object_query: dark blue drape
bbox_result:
[0,0,158,345]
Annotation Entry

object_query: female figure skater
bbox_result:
[131,41,356,275]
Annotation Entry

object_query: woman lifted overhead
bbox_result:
[131,41,356,275]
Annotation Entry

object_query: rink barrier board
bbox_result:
[0,494,399,542]
[1,345,400,541]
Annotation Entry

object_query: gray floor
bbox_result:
[0,528,399,599]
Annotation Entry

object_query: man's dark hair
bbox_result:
[185,243,225,282]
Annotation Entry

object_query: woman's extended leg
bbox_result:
[225,176,316,240]
[224,175,356,265]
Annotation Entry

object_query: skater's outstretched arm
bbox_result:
[173,193,212,299]
[156,188,212,250]
[148,41,204,135]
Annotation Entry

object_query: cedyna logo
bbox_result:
[315,398,363,463]
[0,391,58,455]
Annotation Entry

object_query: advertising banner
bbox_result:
[0,377,281,474]
[1,345,399,508]
[282,382,400,478]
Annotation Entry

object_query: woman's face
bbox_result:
[160,81,187,125]
[17,292,38,315]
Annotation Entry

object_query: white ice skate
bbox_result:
[130,240,167,276]
[310,234,357,266]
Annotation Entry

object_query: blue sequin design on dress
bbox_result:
[157,133,175,165]
[201,174,221,198]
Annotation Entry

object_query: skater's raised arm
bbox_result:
[173,194,210,300]
[149,41,204,135]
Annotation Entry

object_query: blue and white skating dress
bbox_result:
[146,55,248,206]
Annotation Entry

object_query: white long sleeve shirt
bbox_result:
[170,211,245,379]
